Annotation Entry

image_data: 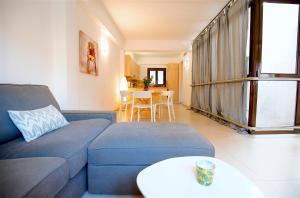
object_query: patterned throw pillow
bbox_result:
[8,105,69,142]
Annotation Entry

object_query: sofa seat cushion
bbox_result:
[88,123,215,166]
[0,118,111,178]
[0,157,69,198]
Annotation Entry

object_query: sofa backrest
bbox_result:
[0,84,61,144]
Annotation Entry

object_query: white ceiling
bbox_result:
[131,51,183,65]
[133,51,182,57]
[101,0,228,40]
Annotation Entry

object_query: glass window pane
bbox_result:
[256,81,297,127]
[150,71,156,84]
[157,71,164,84]
[261,3,299,74]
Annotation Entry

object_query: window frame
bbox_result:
[147,68,167,87]
[248,0,300,127]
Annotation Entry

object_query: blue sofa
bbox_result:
[0,84,215,197]
[0,84,116,197]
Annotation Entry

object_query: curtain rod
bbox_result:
[194,0,238,41]
[191,77,300,86]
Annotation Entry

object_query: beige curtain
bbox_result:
[192,0,249,125]
[192,40,201,109]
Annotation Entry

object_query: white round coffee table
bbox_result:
[137,156,264,198]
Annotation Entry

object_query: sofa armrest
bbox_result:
[62,110,116,123]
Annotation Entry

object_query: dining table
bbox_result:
[128,89,166,104]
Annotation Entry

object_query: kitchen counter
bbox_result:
[128,87,168,92]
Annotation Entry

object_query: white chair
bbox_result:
[154,91,175,122]
[130,91,154,122]
[119,91,132,122]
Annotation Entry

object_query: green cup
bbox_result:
[196,160,215,186]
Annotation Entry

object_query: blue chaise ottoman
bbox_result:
[88,123,215,195]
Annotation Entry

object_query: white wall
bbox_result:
[136,55,180,65]
[0,0,124,111]
[0,0,68,107]
[65,0,123,110]
[135,54,180,79]
[125,40,192,51]
[179,52,192,107]
[80,0,125,47]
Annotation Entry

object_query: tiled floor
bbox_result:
[84,104,300,198]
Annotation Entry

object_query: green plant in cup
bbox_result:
[196,160,215,186]
[143,76,153,90]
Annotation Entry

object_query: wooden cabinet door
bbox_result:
[125,55,131,77]
[167,63,179,103]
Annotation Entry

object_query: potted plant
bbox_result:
[143,76,153,91]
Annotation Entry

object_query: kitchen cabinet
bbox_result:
[167,63,179,103]
[125,55,140,79]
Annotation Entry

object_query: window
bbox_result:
[147,68,166,87]
[248,0,300,129]
[255,2,299,127]
[261,2,299,74]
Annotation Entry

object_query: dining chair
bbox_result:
[130,91,153,122]
[154,90,175,122]
[119,91,132,122]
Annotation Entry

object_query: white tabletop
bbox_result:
[137,156,264,198]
